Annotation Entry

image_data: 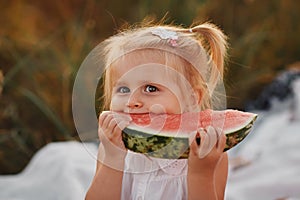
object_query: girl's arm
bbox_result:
[188,153,228,200]
[85,144,126,200]
[188,126,228,200]
[85,112,130,200]
[214,153,228,199]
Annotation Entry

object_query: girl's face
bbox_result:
[110,53,191,114]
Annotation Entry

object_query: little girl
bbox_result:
[86,21,228,200]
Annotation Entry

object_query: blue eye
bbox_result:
[144,85,158,93]
[117,86,130,93]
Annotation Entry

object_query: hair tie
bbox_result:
[151,27,178,47]
[189,28,193,33]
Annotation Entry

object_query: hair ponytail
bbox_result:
[189,23,228,93]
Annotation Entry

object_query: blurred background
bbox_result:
[1,0,300,174]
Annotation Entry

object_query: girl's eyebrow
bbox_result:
[114,80,167,87]
[114,80,127,86]
[115,80,150,86]
[141,80,165,85]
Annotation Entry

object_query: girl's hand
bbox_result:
[188,126,226,175]
[97,111,131,168]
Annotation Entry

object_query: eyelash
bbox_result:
[117,86,130,93]
[144,85,159,93]
[116,85,159,94]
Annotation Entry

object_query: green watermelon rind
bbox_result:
[122,114,257,159]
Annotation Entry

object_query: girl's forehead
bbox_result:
[113,63,179,87]
[111,50,178,77]
[114,50,168,67]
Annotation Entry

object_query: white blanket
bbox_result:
[226,107,300,200]
[0,142,98,200]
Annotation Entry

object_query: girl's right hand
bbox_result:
[97,111,132,167]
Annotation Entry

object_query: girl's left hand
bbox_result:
[188,126,226,174]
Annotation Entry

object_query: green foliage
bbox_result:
[0,0,97,173]
[195,0,300,107]
[1,0,300,174]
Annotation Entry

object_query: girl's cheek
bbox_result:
[149,104,166,114]
[110,96,126,111]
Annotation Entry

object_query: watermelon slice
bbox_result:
[122,109,257,159]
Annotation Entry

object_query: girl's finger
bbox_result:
[106,118,119,139]
[207,126,218,148]
[98,111,109,127]
[189,134,199,157]
[197,129,209,158]
[117,120,131,131]
[198,126,218,158]
[119,113,132,123]
[107,117,130,139]
[216,128,226,151]
[102,114,114,129]
[111,124,127,150]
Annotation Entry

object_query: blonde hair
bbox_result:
[99,21,228,111]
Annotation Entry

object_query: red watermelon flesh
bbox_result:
[126,109,256,135]
[121,109,257,159]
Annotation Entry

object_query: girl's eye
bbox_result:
[117,86,130,93]
[144,85,158,93]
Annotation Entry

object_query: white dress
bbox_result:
[121,151,188,200]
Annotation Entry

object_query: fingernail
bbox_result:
[215,127,222,136]
[198,127,204,132]
[207,126,214,132]
[199,129,206,137]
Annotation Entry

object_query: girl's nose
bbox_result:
[126,101,143,108]
[126,90,143,109]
